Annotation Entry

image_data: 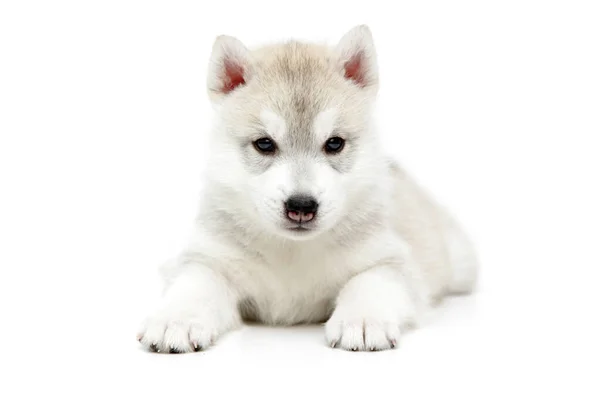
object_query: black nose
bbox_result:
[285,195,318,214]
[285,195,318,223]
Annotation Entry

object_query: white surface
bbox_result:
[1,1,599,398]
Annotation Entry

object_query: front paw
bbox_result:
[325,312,402,352]
[137,312,221,354]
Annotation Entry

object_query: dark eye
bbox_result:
[324,137,345,154]
[253,138,277,154]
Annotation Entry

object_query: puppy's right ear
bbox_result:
[207,35,252,104]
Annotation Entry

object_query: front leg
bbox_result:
[325,263,424,351]
[137,265,240,353]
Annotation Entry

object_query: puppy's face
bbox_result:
[206,26,382,240]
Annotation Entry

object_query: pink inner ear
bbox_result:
[222,60,246,94]
[344,51,366,87]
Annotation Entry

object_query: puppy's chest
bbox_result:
[237,248,356,324]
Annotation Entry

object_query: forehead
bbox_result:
[259,106,337,147]
[252,42,344,143]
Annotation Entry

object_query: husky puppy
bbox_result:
[137,25,478,352]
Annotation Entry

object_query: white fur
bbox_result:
[259,109,287,141]
[138,25,478,353]
[138,267,239,352]
[313,108,338,142]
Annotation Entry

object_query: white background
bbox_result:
[1,1,599,398]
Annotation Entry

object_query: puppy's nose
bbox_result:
[285,195,318,223]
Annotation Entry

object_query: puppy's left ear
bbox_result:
[334,25,378,92]
[207,35,253,104]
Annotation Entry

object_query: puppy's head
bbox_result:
[205,26,386,240]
